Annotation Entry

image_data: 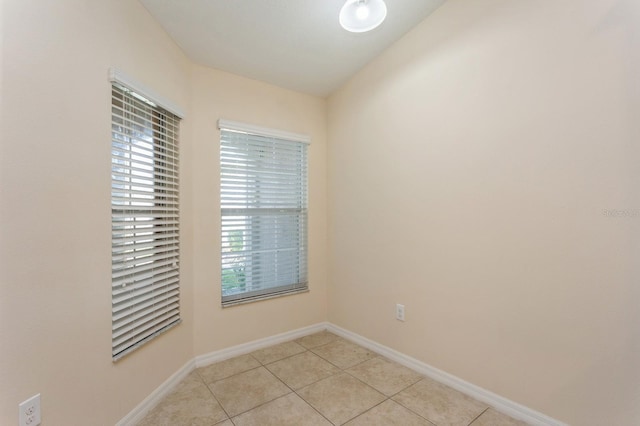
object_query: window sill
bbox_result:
[221,287,309,308]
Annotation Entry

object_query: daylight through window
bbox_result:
[219,120,309,305]
[111,82,181,360]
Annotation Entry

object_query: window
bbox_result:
[110,70,183,360]
[219,120,309,306]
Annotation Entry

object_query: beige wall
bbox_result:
[0,1,327,425]
[0,1,195,424]
[3,0,639,424]
[189,65,328,355]
[327,0,640,424]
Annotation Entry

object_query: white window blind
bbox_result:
[111,82,181,360]
[219,120,309,305]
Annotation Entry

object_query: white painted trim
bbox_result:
[326,324,567,426]
[108,68,186,118]
[195,322,328,367]
[116,323,328,424]
[115,359,195,426]
[117,322,565,426]
[218,119,311,144]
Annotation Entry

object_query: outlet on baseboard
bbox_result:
[19,394,41,426]
[396,303,405,321]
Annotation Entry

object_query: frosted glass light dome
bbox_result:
[339,0,387,33]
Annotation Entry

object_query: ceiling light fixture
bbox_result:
[339,0,387,33]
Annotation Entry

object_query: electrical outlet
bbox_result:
[396,303,405,321]
[19,394,41,426]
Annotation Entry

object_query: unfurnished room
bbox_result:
[1,0,639,425]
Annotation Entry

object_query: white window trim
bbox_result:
[109,68,186,119]
[110,72,182,361]
[219,120,310,306]
[217,119,311,145]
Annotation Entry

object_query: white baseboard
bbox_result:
[326,324,567,426]
[116,322,328,425]
[194,322,329,368]
[117,321,565,426]
[115,359,195,426]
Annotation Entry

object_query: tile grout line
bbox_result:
[466,406,490,426]
[264,354,342,393]
[142,331,528,426]
[294,330,356,426]
[292,386,337,426]
[264,346,337,425]
[296,336,381,425]
[189,369,235,424]
[342,363,422,400]
[235,351,337,426]
[340,397,390,425]
[223,366,293,419]
[198,339,339,423]
[293,338,390,425]
[268,334,426,425]
[390,393,438,425]
[198,351,289,422]
[228,391,295,421]
[205,363,265,384]
[197,370,234,423]
[339,367,439,426]
[390,379,466,426]
[251,340,307,366]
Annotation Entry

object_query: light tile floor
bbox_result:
[137,331,529,426]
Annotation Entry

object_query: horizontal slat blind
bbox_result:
[111,83,181,360]
[220,126,308,305]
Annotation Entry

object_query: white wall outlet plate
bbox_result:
[396,303,405,321]
[19,394,41,426]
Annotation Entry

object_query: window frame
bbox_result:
[110,69,184,361]
[219,119,310,306]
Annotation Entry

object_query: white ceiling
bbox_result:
[139,0,446,97]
